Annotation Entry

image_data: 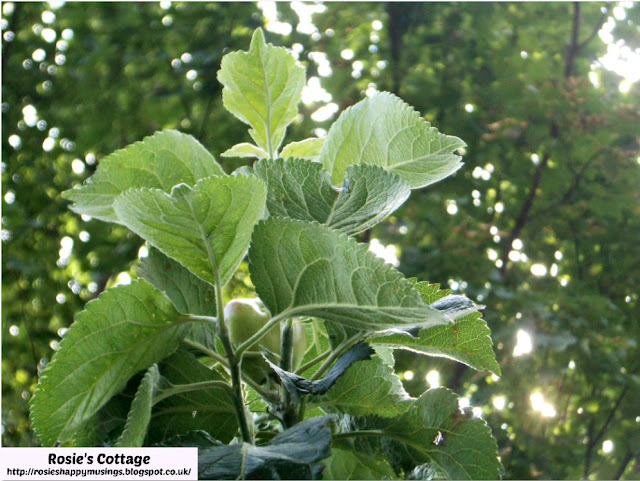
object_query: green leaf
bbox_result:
[280,138,325,160]
[323,448,395,480]
[115,365,159,447]
[114,175,266,286]
[72,387,135,447]
[62,130,225,223]
[30,280,187,446]
[382,388,502,480]
[198,416,333,480]
[147,349,237,444]
[312,356,412,417]
[319,92,466,188]
[253,158,411,235]
[138,248,218,350]
[373,313,500,375]
[218,28,305,158]
[374,282,500,375]
[221,142,268,159]
[249,218,454,332]
[138,248,216,315]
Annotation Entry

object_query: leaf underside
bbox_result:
[253,158,411,235]
[114,175,266,286]
[249,217,454,332]
[319,91,466,188]
[62,130,225,223]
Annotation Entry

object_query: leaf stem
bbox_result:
[234,312,287,360]
[183,338,227,365]
[152,380,231,405]
[309,333,364,381]
[183,338,279,403]
[295,349,331,375]
[183,314,218,326]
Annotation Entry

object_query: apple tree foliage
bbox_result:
[27,29,502,479]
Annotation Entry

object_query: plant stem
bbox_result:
[182,338,279,403]
[279,318,297,427]
[214,277,253,443]
[152,380,231,405]
[196,218,253,443]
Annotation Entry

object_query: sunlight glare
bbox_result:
[530,263,547,276]
[369,239,399,267]
[426,370,440,388]
[513,329,533,357]
[492,396,506,410]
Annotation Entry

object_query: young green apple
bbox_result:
[225,298,306,382]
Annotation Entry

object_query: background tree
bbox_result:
[2,2,639,479]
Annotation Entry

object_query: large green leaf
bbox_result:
[253,158,411,235]
[248,218,453,332]
[341,388,501,479]
[198,416,332,480]
[319,92,466,188]
[115,365,160,447]
[374,282,500,375]
[147,349,237,444]
[322,448,395,480]
[382,388,502,479]
[114,175,266,286]
[62,130,225,223]
[311,357,412,417]
[218,28,305,158]
[30,280,188,446]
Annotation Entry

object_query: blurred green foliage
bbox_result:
[2,2,639,479]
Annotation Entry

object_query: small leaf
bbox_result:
[30,280,187,446]
[115,365,160,447]
[319,92,465,188]
[198,416,333,480]
[148,349,237,444]
[374,281,500,375]
[218,28,305,158]
[114,175,266,286]
[62,130,225,223]
[280,137,325,160]
[221,142,268,159]
[249,218,453,332]
[323,448,395,480]
[312,356,412,417]
[253,158,411,235]
[264,342,375,402]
